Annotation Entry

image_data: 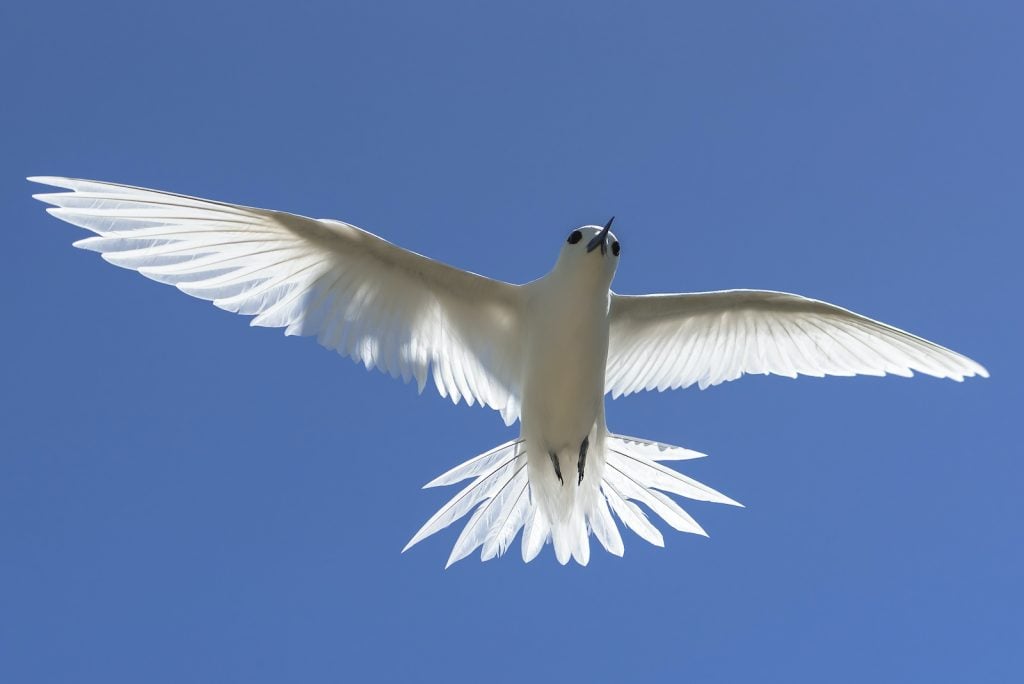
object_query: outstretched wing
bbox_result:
[606,289,988,398]
[31,177,524,423]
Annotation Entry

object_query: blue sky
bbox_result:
[2,1,1020,681]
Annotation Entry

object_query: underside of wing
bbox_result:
[606,289,988,398]
[31,177,524,423]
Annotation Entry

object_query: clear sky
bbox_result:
[2,2,1020,682]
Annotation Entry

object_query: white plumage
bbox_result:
[607,290,988,395]
[31,176,988,567]
[31,176,523,422]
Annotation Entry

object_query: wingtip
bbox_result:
[27,175,66,186]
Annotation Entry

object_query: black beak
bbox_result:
[586,216,615,255]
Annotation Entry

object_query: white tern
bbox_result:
[30,177,988,566]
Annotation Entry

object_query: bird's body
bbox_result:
[30,177,989,566]
[519,226,616,564]
[521,264,610,454]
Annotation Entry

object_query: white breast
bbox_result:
[519,272,610,451]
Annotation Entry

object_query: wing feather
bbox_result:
[32,177,524,422]
[607,289,987,398]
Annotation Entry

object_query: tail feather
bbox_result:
[607,434,706,461]
[648,489,708,536]
[446,460,529,568]
[589,489,625,557]
[404,432,740,567]
[602,481,665,547]
[605,464,709,536]
[480,473,532,561]
[521,507,549,563]
[551,519,573,565]
[572,514,590,566]
[607,445,742,506]
[423,438,522,488]
[402,448,519,552]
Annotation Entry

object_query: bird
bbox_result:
[29,176,989,567]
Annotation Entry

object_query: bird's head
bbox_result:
[555,217,620,284]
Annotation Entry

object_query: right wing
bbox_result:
[607,289,988,398]
[31,176,524,424]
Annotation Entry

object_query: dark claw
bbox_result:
[577,436,589,485]
[549,451,564,485]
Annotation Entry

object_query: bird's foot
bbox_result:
[549,451,564,486]
[577,436,589,485]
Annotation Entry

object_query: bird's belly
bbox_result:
[524,363,602,446]
[521,308,608,451]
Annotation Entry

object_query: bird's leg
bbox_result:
[549,451,564,485]
[577,435,589,485]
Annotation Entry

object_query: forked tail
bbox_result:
[402,434,742,567]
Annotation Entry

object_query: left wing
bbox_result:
[606,289,988,398]
[31,177,525,423]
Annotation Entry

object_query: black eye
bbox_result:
[611,241,620,256]
[567,230,583,244]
